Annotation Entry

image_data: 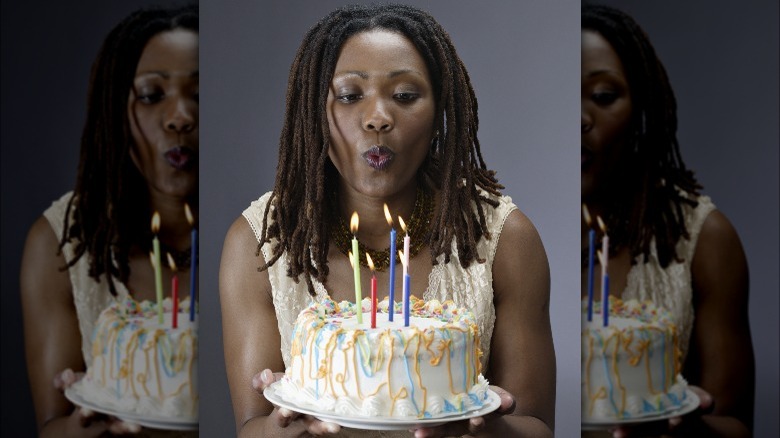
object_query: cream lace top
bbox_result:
[621,195,716,364]
[242,191,516,436]
[43,192,131,365]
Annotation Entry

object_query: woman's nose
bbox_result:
[363,97,393,132]
[165,98,196,133]
[581,106,593,134]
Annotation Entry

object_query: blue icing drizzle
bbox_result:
[468,393,482,406]
[642,399,656,413]
[443,400,457,413]
[668,392,680,406]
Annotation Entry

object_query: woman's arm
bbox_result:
[21,217,137,437]
[414,209,555,438]
[482,208,556,436]
[220,217,338,437]
[683,209,754,437]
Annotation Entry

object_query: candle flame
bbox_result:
[348,250,354,269]
[167,252,177,272]
[383,204,394,227]
[582,204,592,226]
[149,251,156,268]
[398,249,406,268]
[184,203,194,226]
[597,216,607,233]
[350,212,359,234]
[151,211,160,233]
[398,216,407,233]
[366,253,375,271]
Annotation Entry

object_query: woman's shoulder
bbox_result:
[41,191,75,235]
[241,191,274,244]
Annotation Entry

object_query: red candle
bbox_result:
[367,253,377,329]
[167,253,179,329]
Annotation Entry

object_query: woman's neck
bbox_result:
[335,183,417,250]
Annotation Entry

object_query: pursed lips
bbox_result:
[362,145,394,170]
[164,146,196,170]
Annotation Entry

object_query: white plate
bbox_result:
[581,389,700,431]
[263,380,502,430]
[65,384,198,431]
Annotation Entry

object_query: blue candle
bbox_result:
[602,275,610,327]
[388,227,396,321]
[190,227,197,321]
[587,229,595,322]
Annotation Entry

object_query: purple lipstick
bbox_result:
[362,145,394,170]
[164,146,196,170]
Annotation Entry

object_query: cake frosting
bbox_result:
[582,298,687,421]
[74,297,198,420]
[275,296,491,418]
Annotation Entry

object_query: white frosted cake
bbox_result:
[74,297,198,420]
[275,296,490,418]
[582,299,687,420]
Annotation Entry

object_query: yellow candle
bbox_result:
[151,212,164,324]
[350,212,363,324]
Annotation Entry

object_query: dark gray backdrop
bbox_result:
[0,1,190,435]
[594,1,779,436]
[199,0,580,436]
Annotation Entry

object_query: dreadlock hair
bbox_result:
[583,4,702,268]
[259,3,504,296]
[60,3,198,296]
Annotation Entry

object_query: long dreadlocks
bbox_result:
[60,4,198,296]
[583,4,701,268]
[259,4,504,296]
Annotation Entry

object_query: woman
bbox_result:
[20,4,198,437]
[220,4,555,438]
[581,4,753,437]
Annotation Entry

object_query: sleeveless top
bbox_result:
[43,192,195,438]
[43,192,131,365]
[621,195,716,364]
[242,190,516,437]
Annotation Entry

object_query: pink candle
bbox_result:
[399,249,410,327]
[399,216,410,276]
[367,254,377,329]
[184,203,197,322]
[597,216,609,326]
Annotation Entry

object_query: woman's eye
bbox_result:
[137,91,164,104]
[394,92,419,102]
[591,91,618,106]
[336,93,361,103]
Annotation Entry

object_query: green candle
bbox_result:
[151,212,164,324]
[350,212,363,324]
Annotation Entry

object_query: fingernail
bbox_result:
[325,422,339,433]
[279,408,291,418]
[80,407,93,417]
[252,373,263,389]
[261,369,272,384]
[124,422,141,433]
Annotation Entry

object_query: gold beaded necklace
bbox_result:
[330,188,434,271]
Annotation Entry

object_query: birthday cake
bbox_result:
[582,298,687,421]
[73,297,198,421]
[274,296,491,418]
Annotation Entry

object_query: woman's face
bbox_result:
[327,29,435,199]
[581,29,632,201]
[129,28,199,199]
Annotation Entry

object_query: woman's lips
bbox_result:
[164,146,196,170]
[362,145,394,170]
[581,147,593,170]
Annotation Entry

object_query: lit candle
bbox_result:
[367,253,377,329]
[583,205,595,322]
[399,249,410,327]
[184,203,197,322]
[151,212,164,324]
[167,253,178,329]
[350,212,363,324]
[398,216,410,275]
[597,216,609,326]
[384,204,396,322]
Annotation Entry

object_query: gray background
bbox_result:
[595,1,779,436]
[0,0,187,435]
[199,0,580,436]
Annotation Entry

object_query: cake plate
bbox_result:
[65,384,198,431]
[581,389,700,431]
[263,380,502,431]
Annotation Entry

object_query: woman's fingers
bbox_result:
[301,415,340,435]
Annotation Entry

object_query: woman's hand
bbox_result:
[410,385,516,438]
[610,386,714,438]
[50,368,141,437]
[253,368,341,436]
